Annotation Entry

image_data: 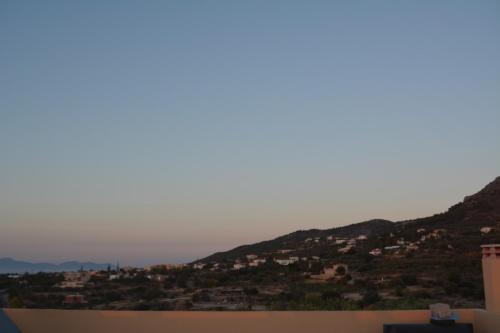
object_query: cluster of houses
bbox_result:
[230,255,269,270]
[191,225,500,273]
[310,264,349,280]
[366,227,472,257]
[189,234,374,272]
[191,248,330,272]
[59,271,91,288]
[419,228,446,242]
[368,237,421,257]
[57,265,145,288]
[336,235,368,254]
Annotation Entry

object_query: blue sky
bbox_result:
[1,1,499,265]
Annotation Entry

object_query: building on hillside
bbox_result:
[369,248,382,256]
[59,272,91,289]
[420,229,447,242]
[209,263,221,271]
[481,227,494,234]
[246,254,258,261]
[274,259,292,266]
[311,264,348,280]
[193,263,206,270]
[357,235,368,240]
[384,245,400,251]
[233,263,246,270]
[248,258,266,267]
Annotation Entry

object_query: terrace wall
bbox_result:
[3,309,477,333]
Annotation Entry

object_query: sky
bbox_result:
[1,1,499,266]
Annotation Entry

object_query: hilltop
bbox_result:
[199,177,500,263]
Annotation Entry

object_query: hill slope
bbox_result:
[199,176,500,263]
[202,219,393,262]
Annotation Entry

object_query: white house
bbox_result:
[369,248,382,256]
[193,263,206,270]
[274,259,292,266]
[248,258,266,267]
[481,227,494,234]
[233,263,246,270]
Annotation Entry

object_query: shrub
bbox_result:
[361,290,380,306]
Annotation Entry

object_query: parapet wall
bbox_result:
[3,309,477,333]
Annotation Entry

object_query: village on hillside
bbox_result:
[1,222,498,311]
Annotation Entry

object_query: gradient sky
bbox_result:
[1,1,499,266]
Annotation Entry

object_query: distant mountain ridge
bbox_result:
[198,176,500,263]
[0,257,110,274]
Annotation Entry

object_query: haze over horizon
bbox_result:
[1,1,499,266]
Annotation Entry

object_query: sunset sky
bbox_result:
[1,1,499,265]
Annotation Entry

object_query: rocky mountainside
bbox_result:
[199,176,500,263]
[403,176,500,227]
